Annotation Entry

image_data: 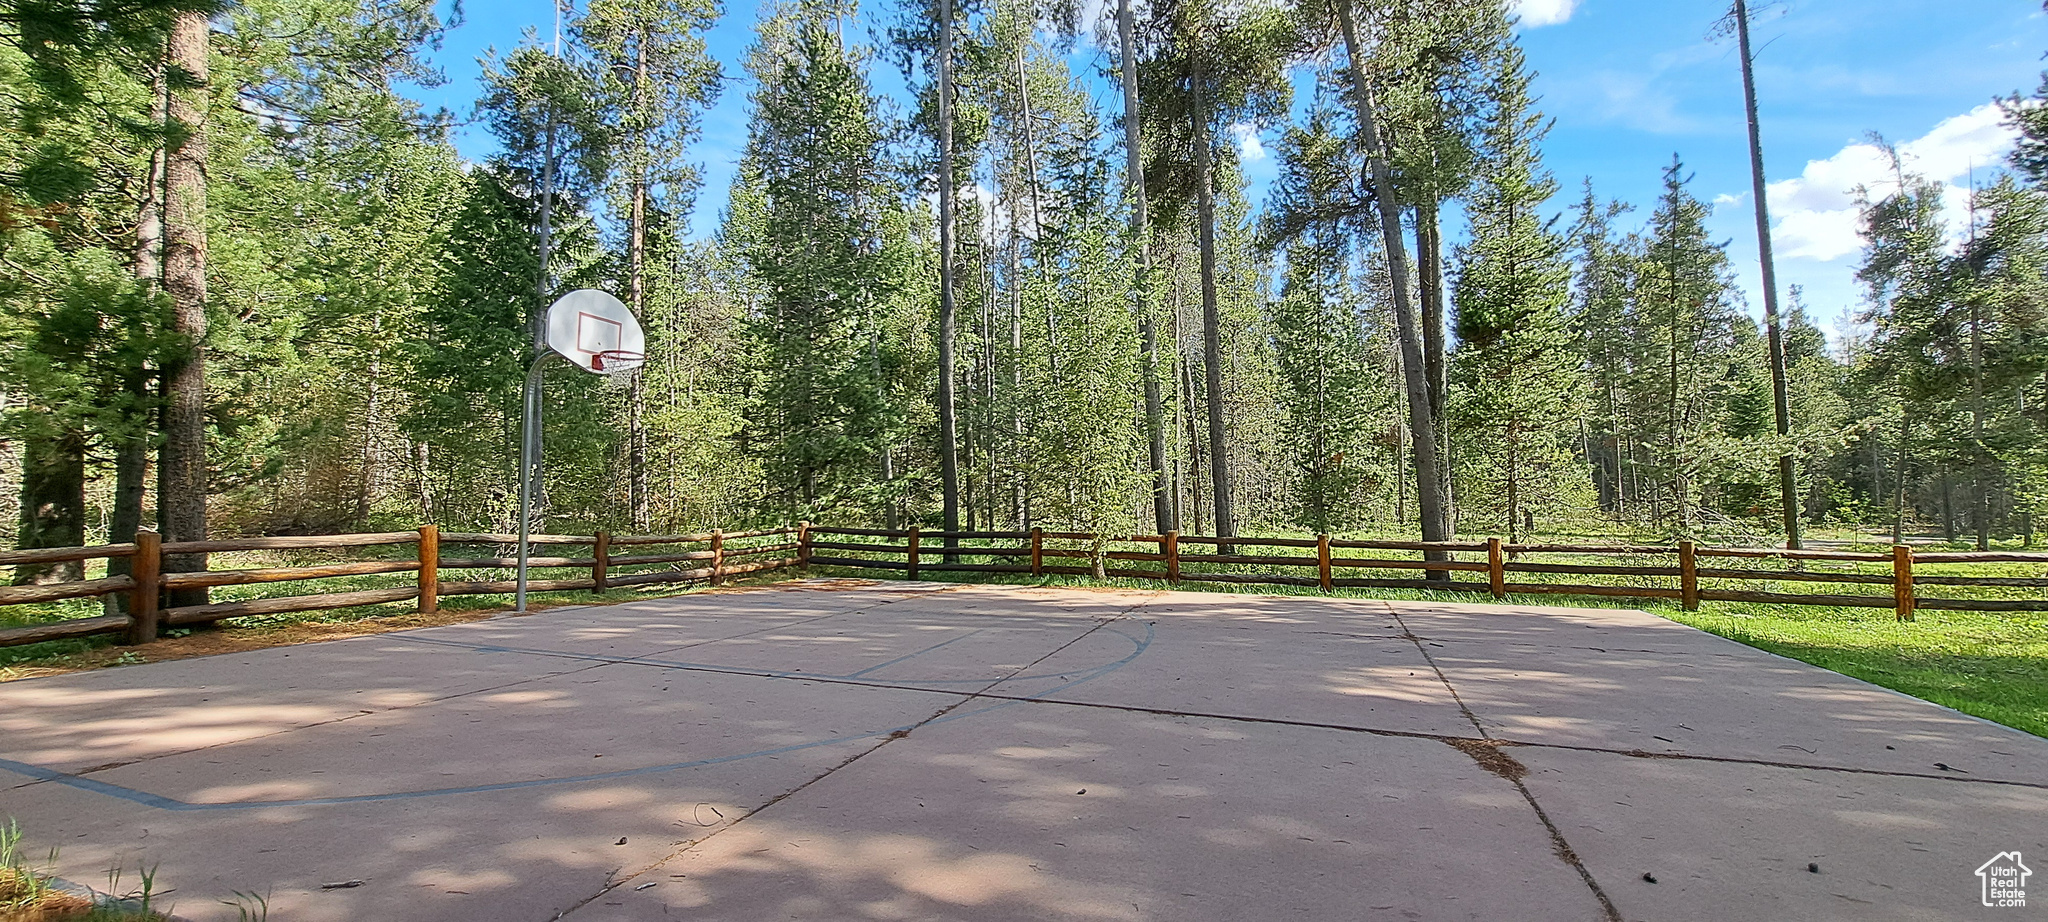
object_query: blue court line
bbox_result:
[0,622,1153,811]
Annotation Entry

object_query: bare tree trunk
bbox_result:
[1008,183,1027,528]
[159,10,210,607]
[936,0,962,553]
[1940,469,1955,542]
[1191,72,1234,546]
[416,441,434,524]
[357,305,383,528]
[1892,408,1908,544]
[1506,438,1521,544]
[1118,0,1175,533]
[1182,337,1204,536]
[1338,2,1449,570]
[106,423,147,587]
[1971,294,1989,550]
[628,41,652,531]
[1733,0,1802,550]
[536,115,556,342]
[1417,203,1448,433]
[1417,202,1453,531]
[109,78,168,604]
[1395,421,1406,526]
[1666,270,1684,533]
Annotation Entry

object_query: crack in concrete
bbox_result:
[895,692,2048,787]
[246,602,2048,794]
[1386,601,1622,922]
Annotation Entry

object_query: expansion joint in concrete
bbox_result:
[551,592,1165,921]
[1386,602,1623,922]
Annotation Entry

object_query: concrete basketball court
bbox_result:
[1,580,2043,921]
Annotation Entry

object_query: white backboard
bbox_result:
[544,289,644,372]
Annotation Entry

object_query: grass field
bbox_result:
[1663,603,2048,738]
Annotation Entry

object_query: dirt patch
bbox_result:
[1444,737,1529,783]
[0,869,97,921]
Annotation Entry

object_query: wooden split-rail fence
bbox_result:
[0,526,800,650]
[801,526,2048,622]
[2,524,2044,652]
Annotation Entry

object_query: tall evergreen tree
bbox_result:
[1138,0,1293,544]
[577,0,723,529]
[733,11,920,520]
[1263,96,1387,532]
[1718,0,1802,548]
[1857,158,1954,541]
[1567,181,1637,520]
[1448,42,1576,543]
[1636,157,1742,533]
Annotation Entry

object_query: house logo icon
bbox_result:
[1977,851,2030,908]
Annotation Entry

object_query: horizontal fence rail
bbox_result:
[800,528,2048,621]
[6,522,2046,654]
[0,525,803,651]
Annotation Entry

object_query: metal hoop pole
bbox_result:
[515,350,553,613]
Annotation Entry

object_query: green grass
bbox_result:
[3,818,160,920]
[1662,604,2048,738]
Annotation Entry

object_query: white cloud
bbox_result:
[1511,0,1578,28]
[1761,104,2016,262]
[1552,70,1703,135]
[1229,122,1267,163]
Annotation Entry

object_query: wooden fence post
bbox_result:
[126,530,162,645]
[1164,530,1180,584]
[1030,527,1044,577]
[592,530,609,595]
[906,526,921,581]
[797,522,811,568]
[1678,540,1699,612]
[710,529,724,587]
[417,525,439,614]
[1893,545,1915,622]
[1487,537,1505,600]
[1318,534,1334,592]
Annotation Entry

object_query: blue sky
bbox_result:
[412,0,2048,343]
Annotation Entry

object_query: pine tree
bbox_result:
[1720,0,1803,548]
[1263,97,1385,532]
[1317,0,1451,559]
[1856,158,1954,541]
[1139,0,1293,543]
[1448,42,1576,543]
[1635,157,1743,534]
[734,12,919,520]
[1567,181,1637,521]
[577,0,723,530]
[404,168,541,528]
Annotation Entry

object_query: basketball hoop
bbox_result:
[518,289,646,614]
[591,349,646,374]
